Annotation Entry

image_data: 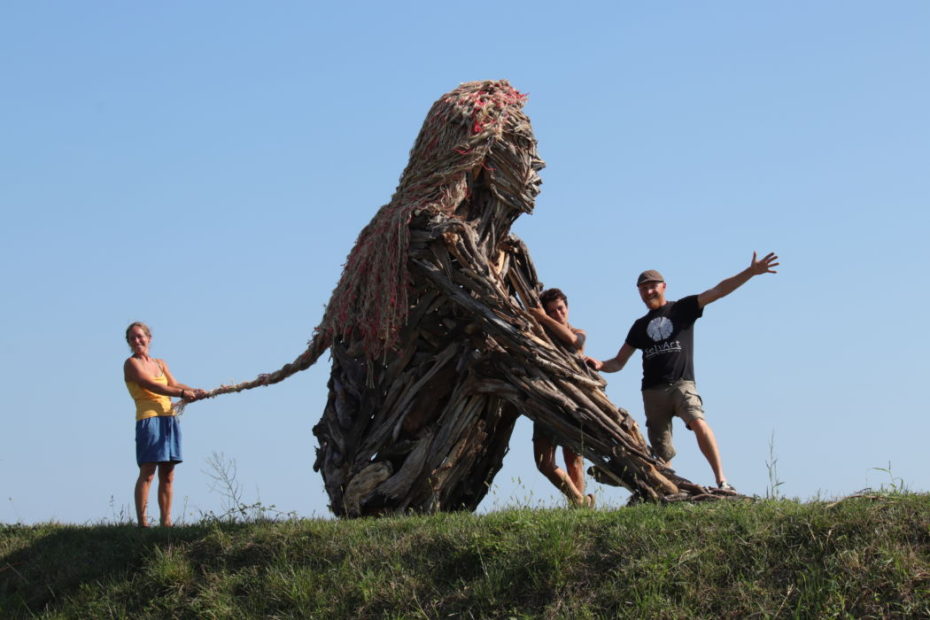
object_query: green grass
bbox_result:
[4,493,930,617]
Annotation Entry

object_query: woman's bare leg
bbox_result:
[157,462,176,526]
[135,463,157,527]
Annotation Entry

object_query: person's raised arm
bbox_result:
[697,251,779,309]
[528,307,586,351]
[586,342,636,373]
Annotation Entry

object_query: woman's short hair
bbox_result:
[125,321,152,342]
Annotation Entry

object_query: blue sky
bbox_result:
[2,2,928,524]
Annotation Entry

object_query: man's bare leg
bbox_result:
[690,418,727,486]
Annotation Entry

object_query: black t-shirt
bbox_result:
[625,295,703,390]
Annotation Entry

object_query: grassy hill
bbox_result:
[3,493,930,617]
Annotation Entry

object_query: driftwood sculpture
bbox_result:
[195,80,732,516]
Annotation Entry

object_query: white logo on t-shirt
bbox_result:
[646,317,673,342]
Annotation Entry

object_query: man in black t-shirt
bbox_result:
[588,252,778,491]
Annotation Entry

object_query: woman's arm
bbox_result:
[161,360,207,400]
[124,358,202,399]
[158,360,207,401]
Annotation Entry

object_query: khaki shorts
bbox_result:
[641,380,705,462]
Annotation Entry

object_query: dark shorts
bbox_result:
[135,416,183,467]
[532,420,557,444]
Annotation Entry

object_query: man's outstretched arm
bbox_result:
[697,251,779,309]
[587,342,636,373]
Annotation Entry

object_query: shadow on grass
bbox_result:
[0,522,251,616]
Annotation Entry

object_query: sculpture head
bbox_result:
[394,79,544,220]
[316,80,544,361]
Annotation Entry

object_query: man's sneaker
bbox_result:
[718,481,735,492]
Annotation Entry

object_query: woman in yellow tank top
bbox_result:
[124,322,206,527]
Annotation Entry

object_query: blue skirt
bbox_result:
[135,416,183,466]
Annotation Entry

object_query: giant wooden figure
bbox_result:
[198,81,730,516]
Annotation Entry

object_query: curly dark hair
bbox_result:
[539,288,567,307]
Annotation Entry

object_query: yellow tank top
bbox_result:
[126,375,174,421]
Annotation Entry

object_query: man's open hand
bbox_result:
[750,251,779,276]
